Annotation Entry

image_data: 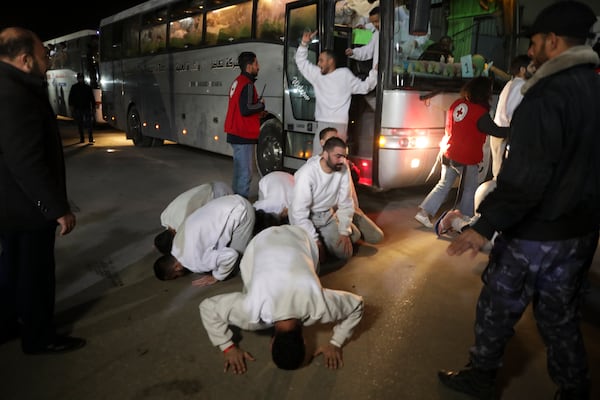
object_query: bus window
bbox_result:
[141,7,168,54]
[256,0,293,42]
[205,1,252,45]
[285,3,317,123]
[169,0,204,49]
[123,17,141,58]
[169,16,203,48]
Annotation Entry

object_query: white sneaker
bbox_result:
[414,211,433,228]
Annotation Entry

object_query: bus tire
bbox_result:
[128,106,153,147]
[256,117,284,177]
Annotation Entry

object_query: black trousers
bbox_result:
[0,223,57,351]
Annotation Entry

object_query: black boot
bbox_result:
[438,364,497,399]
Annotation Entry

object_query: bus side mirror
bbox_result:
[409,0,431,36]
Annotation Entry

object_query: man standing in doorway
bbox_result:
[295,30,377,156]
[225,51,265,199]
[68,72,96,144]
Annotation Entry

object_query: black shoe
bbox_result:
[79,139,85,143]
[23,335,86,355]
[89,140,95,144]
[438,366,496,399]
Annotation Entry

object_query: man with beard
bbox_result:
[437,2,600,399]
[289,136,358,263]
[225,51,265,199]
[0,27,85,353]
[295,30,377,156]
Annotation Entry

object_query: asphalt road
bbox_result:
[1,120,599,400]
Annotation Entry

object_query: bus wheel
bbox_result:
[128,106,153,147]
[256,118,283,177]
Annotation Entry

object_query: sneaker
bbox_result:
[438,366,496,400]
[414,210,433,228]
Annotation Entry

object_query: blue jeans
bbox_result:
[231,143,254,198]
[419,159,479,218]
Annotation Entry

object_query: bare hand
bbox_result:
[447,228,487,258]
[313,343,344,369]
[191,274,218,287]
[336,234,353,257]
[57,212,76,236]
[345,48,353,56]
[302,30,317,44]
[224,346,255,374]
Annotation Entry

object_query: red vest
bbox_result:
[224,74,261,139]
[441,98,488,165]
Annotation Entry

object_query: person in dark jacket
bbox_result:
[224,51,265,199]
[438,2,600,399]
[68,72,96,143]
[0,27,86,354]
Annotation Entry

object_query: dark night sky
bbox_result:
[0,2,145,42]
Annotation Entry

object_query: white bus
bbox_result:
[99,0,529,190]
[44,29,104,123]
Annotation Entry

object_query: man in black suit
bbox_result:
[0,27,86,354]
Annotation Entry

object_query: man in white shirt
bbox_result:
[154,181,233,254]
[314,127,383,244]
[490,55,532,179]
[289,136,357,262]
[252,171,294,217]
[199,224,364,373]
[345,6,380,67]
[295,30,377,156]
[153,194,255,287]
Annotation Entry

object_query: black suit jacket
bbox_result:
[0,61,70,231]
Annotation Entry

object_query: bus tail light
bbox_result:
[378,128,443,150]
[351,157,372,186]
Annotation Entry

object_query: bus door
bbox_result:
[279,0,320,173]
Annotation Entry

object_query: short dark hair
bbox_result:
[461,76,492,108]
[154,229,175,255]
[369,6,379,16]
[323,136,347,153]
[509,54,530,76]
[271,325,305,370]
[238,51,257,72]
[153,254,177,281]
[319,127,338,141]
[253,209,285,236]
[321,49,337,67]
